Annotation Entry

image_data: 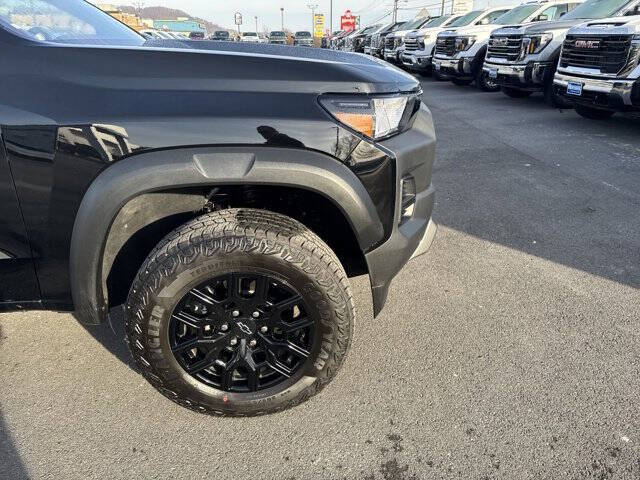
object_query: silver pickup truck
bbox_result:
[554,15,640,118]
[484,0,640,105]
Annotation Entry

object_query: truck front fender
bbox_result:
[70,146,383,324]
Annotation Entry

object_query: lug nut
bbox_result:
[204,325,212,332]
[220,324,229,332]
[230,338,237,346]
[232,310,240,317]
[249,339,257,347]
[252,311,260,318]
[260,326,268,333]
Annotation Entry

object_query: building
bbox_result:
[152,19,206,35]
[97,4,145,31]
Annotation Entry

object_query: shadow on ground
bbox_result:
[424,80,640,290]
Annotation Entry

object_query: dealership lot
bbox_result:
[1,77,639,480]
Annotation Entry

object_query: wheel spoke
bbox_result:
[270,295,303,317]
[259,333,311,359]
[276,316,314,333]
[172,311,201,330]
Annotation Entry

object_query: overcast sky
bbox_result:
[119,0,516,32]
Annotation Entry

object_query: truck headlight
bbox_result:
[520,33,553,58]
[418,35,429,49]
[320,93,420,141]
[455,36,476,52]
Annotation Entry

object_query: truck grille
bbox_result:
[487,34,523,61]
[435,37,455,56]
[560,35,633,74]
[404,37,419,52]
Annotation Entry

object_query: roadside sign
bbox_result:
[314,14,325,37]
[234,12,243,25]
[341,10,356,32]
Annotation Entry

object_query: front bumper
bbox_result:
[553,72,640,111]
[384,48,402,63]
[400,52,433,70]
[433,55,476,80]
[364,103,437,316]
[483,61,551,91]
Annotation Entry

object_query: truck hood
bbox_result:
[441,24,503,37]
[407,26,453,38]
[568,15,640,34]
[518,18,587,34]
[71,40,420,95]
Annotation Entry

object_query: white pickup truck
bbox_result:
[484,0,639,105]
[554,15,640,118]
[432,7,515,90]
[401,15,462,73]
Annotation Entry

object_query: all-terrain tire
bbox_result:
[124,208,355,416]
[501,87,533,98]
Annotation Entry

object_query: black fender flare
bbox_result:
[70,146,383,324]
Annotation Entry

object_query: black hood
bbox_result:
[125,39,420,94]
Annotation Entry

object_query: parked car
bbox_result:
[331,29,352,49]
[140,29,163,40]
[554,15,640,118]
[340,27,365,50]
[432,7,516,90]
[484,0,640,105]
[365,22,406,58]
[384,16,434,63]
[269,30,287,44]
[189,31,205,40]
[1,0,437,416]
[401,15,462,73]
[241,31,260,43]
[294,31,314,46]
[211,31,231,41]
[348,24,381,53]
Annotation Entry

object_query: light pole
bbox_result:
[329,0,333,35]
[307,3,318,33]
[254,16,258,33]
[280,7,284,31]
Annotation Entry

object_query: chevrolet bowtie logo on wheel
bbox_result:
[236,322,252,335]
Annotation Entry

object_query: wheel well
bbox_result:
[105,185,368,308]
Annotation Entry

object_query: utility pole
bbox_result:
[280,7,284,30]
[307,3,318,33]
[440,0,445,15]
[392,0,399,22]
[255,16,258,33]
[329,0,333,35]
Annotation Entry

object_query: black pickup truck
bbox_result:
[0,0,437,416]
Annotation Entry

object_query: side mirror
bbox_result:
[559,11,567,17]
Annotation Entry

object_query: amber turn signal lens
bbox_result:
[334,113,375,138]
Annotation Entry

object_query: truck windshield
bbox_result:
[215,31,229,38]
[563,0,632,19]
[404,16,430,30]
[0,0,144,45]
[296,31,311,37]
[271,31,285,36]
[493,4,541,24]
[243,32,257,36]
[447,10,485,27]
[423,15,452,27]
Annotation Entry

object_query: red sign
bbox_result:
[341,10,356,32]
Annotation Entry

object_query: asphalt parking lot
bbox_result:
[1,76,639,480]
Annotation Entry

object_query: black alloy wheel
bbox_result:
[169,273,314,393]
